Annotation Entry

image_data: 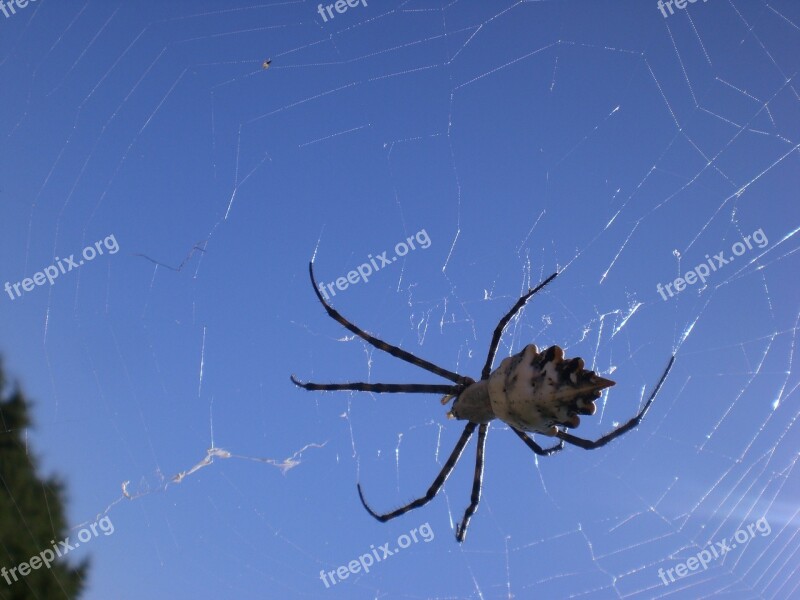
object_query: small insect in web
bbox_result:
[292,262,675,542]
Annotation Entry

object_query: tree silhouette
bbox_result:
[0,359,87,599]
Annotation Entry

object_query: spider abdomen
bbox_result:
[487,344,615,436]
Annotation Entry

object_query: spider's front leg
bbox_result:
[357,422,478,530]
[290,376,459,395]
[455,423,488,542]
[305,262,472,386]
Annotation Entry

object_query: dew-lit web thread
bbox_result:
[8,0,797,598]
[332,26,794,600]
[310,7,795,600]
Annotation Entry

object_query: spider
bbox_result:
[292,262,675,542]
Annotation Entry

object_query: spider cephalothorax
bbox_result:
[292,262,674,542]
[449,344,614,436]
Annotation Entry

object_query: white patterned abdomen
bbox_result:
[487,344,614,435]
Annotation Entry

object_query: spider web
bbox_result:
[0,1,798,599]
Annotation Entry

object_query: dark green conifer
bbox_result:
[0,359,88,599]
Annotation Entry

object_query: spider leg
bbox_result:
[481,272,559,380]
[290,376,460,395]
[455,423,488,542]
[308,262,471,386]
[556,355,676,450]
[511,427,565,456]
[358,422,477,523]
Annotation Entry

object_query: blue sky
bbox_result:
[1,1,798,598]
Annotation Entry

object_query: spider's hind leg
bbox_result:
[511,427,564,456]
[556,355,676,450]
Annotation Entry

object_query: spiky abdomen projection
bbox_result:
[489,344,614,435]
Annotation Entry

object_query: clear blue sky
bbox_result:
[1,1,798,599]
